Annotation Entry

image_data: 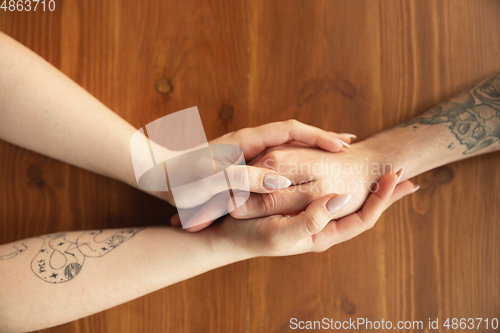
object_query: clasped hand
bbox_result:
[169,120,416,257]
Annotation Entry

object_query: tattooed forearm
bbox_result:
[30,228,145,283]
[1,228,145,284]
[397,73,500,154]
[0,243,27,260]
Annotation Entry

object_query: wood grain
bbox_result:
[1,1,248,332]
[248,1,389,332]
[0,0,499,332]
[380,0,500,329]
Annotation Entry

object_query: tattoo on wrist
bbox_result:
[397,73,500,154]
[0,228,145,284]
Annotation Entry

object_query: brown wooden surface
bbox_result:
[1,0,499,332]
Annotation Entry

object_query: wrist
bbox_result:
[355,129,425,181]
[205,221,256,266]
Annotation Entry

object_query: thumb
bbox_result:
[224,164,292,193]
[284,193,352,242]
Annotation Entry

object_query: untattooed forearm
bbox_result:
[0,32,138,188]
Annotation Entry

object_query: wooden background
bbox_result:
[1,0,499,332]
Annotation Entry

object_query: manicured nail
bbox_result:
[326,193,352,214]
[396,168,403,183]
[263,174,291,190]
[334,138,350,148]
[342,133,357,140]
[170,214,180,226]
[409,185,420,194]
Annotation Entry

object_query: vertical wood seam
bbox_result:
[244,1,251,332]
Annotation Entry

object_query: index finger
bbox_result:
[235,120,355,160]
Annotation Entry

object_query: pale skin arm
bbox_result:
[0,227,239,332]
[0,31,418,332]
[0,31,353,208]
[0,172,414,332]
[0,31,138,187]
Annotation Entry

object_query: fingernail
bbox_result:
[409,185,420,194]
[342,133,357,140]
[396,168,403,183]
[170,214,180,225]
[334,138,350,148]
[326,193,352,214]
[263,174,291,190]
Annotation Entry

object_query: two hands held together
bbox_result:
[1,32,496,332]
[168,120,419,259]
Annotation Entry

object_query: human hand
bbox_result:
[229,141,417,220]
[167,120,355,226]
[209,172,416,258]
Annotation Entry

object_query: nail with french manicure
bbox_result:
[263,174,291,190]
[326,193,352,214]
[334,138,350,148]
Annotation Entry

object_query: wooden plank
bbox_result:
[248,0,384,138]
[248,0,500,332]
[1,0,499,332]
[381,0,500,327]
[0,0,249,332]
[247,1,388,332]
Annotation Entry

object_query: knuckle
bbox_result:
[259,193,277,212]
[260,151,279,170]
[231,167,248,186]
[286,119,300,127]
[357,211,374,231]
[303,188,320,202]
[304,213,322,235]
[366,219,377,230]
[363,217,377,231]
[264,150,288,163]
[232,128,248,141]
[264,150,279,161]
